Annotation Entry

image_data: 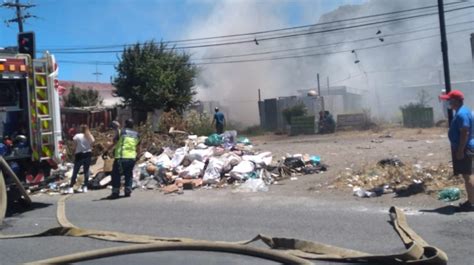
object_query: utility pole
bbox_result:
[327,76,330,95]
[1,0,36,33]
[92,63,103,82]
[437,0,453,123]
[15,0,23,32]
[317,73,321,96]
[470,33,474,63]
[317,73,324,111]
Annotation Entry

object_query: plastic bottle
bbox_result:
[437,187,461,202]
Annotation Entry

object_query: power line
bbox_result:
[57,26,473,68]
[57,20,474,66]
[191,28,473,65]
[180,10,474,61]
[41,2,471,53]
[197,19,474,61]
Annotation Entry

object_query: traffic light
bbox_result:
[18,32,36,59]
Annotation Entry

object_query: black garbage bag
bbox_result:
[88,171,112,190]
[377,158,404,168]
[301,164,329,175]
[284,157,305,169]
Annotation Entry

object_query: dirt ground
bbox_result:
[249,126,455,207]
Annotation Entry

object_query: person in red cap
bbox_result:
[440,89,474,211]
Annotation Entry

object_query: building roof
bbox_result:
[59,81,121,106]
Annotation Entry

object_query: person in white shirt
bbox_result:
[67,124,95,194]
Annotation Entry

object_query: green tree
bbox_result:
[63,85,103,107]
[113,41,197,113]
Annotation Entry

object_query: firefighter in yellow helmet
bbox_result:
[107,119,140,199]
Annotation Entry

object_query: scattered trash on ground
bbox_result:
[371,139,384,143]
[335,159,463,198]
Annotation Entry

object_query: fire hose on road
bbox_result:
[0,194,448,264]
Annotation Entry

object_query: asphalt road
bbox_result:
[1,188,473,264]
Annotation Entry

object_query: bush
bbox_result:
[282,103,307,124]
[158,109,186,132]
[400,89,432,111]
[63,85,103,107]
[185,110,214,136]
[400,102,426,110]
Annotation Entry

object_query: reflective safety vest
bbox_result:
[114,128,139,159]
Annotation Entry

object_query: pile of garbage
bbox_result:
[127,131,327,194]
[32,130,327,195]
[334,158,464,198]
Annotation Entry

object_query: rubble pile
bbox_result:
[44,130,327,195]
[335,160,464,197]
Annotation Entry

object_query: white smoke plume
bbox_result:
[186,0,474,125]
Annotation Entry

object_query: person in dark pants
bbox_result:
[212,107,225,134]
[108,119,140,199]
[440,90,474,212]
[318,111,336,134]
[67,124,95,194]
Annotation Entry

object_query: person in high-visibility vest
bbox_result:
[107,119,140,199]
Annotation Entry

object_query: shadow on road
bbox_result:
[6,201,53,218]
[419,205,458,215]
[93,196,128,202]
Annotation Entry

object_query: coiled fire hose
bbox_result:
[0,194,448,264]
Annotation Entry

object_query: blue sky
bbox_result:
[0,0,365,83]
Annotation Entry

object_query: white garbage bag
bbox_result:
[151,153,172,169]
[162,147,174,158]
[221,130,238,143]
[230,160,255,180]
[197,136,208,144]
[221,152,242,172]
[242,152,273,167]
[189,147,214,162]
[195,143,208,149]
[203,157,225,183]
[171,147,189,168]
[179,160,205,179]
